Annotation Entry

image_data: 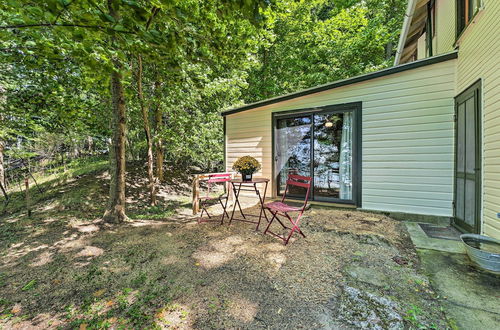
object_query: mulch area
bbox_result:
[0,170,449,329]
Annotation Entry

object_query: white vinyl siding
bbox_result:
[226,58,456,217]
[417,33,427,60]
[455,0,500,239]
[435,0,456,54]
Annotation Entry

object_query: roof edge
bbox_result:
[222,51,458,117]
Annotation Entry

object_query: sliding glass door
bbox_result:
[274,104,359,204]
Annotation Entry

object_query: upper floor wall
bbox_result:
[396,0,486,64]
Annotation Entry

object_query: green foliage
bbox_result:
[243,0,406,102]
[0,0,270,176]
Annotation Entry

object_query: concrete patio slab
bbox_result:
[418,250,500,329]
[404,221,500,329]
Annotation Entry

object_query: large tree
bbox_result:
[0,0,269,222]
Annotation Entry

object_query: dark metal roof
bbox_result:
[221,51,458,116]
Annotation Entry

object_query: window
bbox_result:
[456,0,482,37]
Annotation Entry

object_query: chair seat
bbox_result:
[264,201,301,213]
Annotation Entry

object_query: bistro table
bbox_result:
[229,178,270,230]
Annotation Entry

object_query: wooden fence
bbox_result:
[191,172,235,215]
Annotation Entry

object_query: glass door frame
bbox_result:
[272,102,362,206]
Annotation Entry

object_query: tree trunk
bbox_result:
[25,177,31,217]
[87,136,93,156]
[385,42,393,60]
[0,141,4,190]
[154,81,164,182]
[136,55,156,205]
[103,0,128,223]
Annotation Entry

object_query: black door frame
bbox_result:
[272,102,362,206]
[453,79,482,234]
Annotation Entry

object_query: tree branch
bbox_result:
[145,7,160,30]
[0,23,134,33]
[52,0,75,25]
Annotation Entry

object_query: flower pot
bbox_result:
[242,173,253,182]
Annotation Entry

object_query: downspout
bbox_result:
[426,0,433,57]
[394,0,418,66]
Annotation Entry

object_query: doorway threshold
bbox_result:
[404,222,465,254]
[271,198,356,209]
[418,223,462,241]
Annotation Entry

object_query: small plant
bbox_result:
[404,304,433,329]
[21,279,37,291]
[131,273,148,287]
[232,156,261,180]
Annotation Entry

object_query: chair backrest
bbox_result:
[282,174,312,209]
[207,173,232,183]
[206,173,232,196]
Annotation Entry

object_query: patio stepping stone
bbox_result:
[345,265,391,288]
[327,285,404,330]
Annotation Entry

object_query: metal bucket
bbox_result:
[460,234,500,273]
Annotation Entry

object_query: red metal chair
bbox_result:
[263,174,312,245]
[198,173,232,224]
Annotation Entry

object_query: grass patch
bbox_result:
[2,157,108,216]
[129,204,176,220]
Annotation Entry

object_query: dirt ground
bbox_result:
[0,165,452,329]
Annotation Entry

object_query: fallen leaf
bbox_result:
[106,317,117,324]
[11,304,21,314]
[392,256,409,265]
[93,289,105,297]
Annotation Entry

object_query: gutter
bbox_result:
[394,0,418,66]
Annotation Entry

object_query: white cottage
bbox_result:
[222,0,500,239]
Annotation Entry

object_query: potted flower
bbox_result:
[232,156,261,182]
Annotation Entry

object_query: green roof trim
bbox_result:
[221,51,458,116]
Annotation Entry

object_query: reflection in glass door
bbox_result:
[275,107,355,203]
[275,116,311,198]
[313,112,352,201]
